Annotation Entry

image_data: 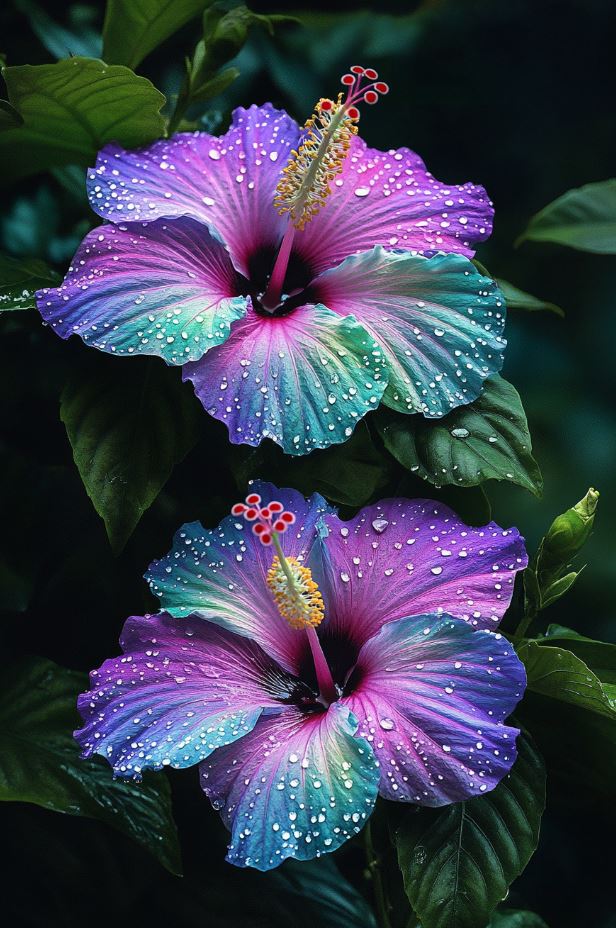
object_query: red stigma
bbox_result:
[375,82,389,94]
[320,99,333,111]
[231,494,297,546]
[346,106,360,120]
[364,68,378,79]
[341,73,355,86]
[339,65,388,122]
[364,90,378,104]
[350,65,364,74]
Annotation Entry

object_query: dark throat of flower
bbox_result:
[231,493,338,706]
[260,66,389,313]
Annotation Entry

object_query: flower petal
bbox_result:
[316,498,527,648]
[87,104,300,276]
[183,302,388,454]
[36,217,247,363]
[314,247,505,415]
[296,137,493,275]
[341,613,525,805]
[200,702,380,870]
[75,613,295,778]
[145,482,333,674]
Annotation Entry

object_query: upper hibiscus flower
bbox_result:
[75,481,527,871]
[37,67,504,454]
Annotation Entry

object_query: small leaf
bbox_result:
[0,58,166,182]
[488,910,549,928]
[496,279,564,317]
[103,0,214,70]
[539,571,578,609]
[376,375,542,496]
[516,640,616,719]
[394,732,545,928]
[0,655,181,874]
[516,179,616,253]
[60,356,201,553]
[0,252,59,311]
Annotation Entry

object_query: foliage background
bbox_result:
[1,0,614,925]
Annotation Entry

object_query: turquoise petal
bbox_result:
[315,246,506,416]
[183,302,388,454]
[200,703,380,870]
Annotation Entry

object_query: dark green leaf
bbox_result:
[266,858,378,928]
[103,0,214,70]
[13,0,102,59]
[516,179,616,253]
[496,279,564,317]
[0,655,181,874]
[0,58,166,182]
[376,375,542,496]
[488,910,549,928]
[544,625,616,684]
[0,252,59,311]
[0,99,23,129]
[539,571,578,609]
[60,357,201,553]
[516,640,616,719]
[394,733,545,928]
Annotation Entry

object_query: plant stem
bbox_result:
[364,819,393,928]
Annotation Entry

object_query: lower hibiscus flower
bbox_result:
[76,483,527,870]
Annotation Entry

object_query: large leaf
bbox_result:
[60,357,201,553]
[544,625,616,684]
[496,280,564,318]
[103,0,214,70]
[266,858,378,928]
[516,179,616,253]
[516,640,616,719]
[0,58,166,182]
[394,733,545,928]
[0,252,59,311]
[0,655,181,875]
[376,375,542,496]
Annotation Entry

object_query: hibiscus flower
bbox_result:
[37,67,503,454]
[76,481,527,870]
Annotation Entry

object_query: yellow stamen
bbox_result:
[273,95,359,231]
[266,555,325,629]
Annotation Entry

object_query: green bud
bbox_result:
[539,487,599,572]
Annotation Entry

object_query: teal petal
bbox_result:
[183,302,388,454]
[315,246,506,416]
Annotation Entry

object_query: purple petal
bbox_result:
[87,104,301,276]
[296,137,493,275]
[342,613,525,804]
[36,218,247,362]
[75,613,295,778]
[200,702,380,870]
[182,301,388,454]
[145,482,333,675]
[317,498,527,648]
[314,247,505,415]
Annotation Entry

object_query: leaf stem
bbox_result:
[364,819,393,928]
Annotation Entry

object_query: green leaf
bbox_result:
[0,99,23,129]
[516,640,616,719]
[0,58,166,182]
[376,375,542,496]
[0,655,181,874]
[496,279,564,318]
[13,0,102,59]
[60,357,201,553]
[544,625,616,684]
[0,252,59,311]
[516,179,616,253]
[266,858,378,928]
[488,910,549,928]
[394,733,545,928]
[103,0,215,70]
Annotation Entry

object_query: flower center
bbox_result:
[231,491,337,705]
[266,555,325,629]
[260,65,389,313]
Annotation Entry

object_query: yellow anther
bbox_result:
[266,556,325,629]
[274,95,359,230]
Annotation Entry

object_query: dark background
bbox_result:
[1,0,615,925]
